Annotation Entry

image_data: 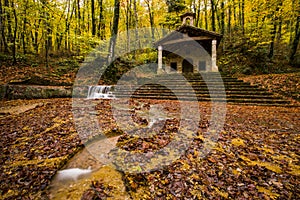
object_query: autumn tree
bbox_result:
[0,0,298,70]
[145,0,155,41]
[290,2,300,65]
[162,0,187,29]
[210,0,216,31]
[107,0,120,63]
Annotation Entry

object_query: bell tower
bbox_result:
[180,13,196,26]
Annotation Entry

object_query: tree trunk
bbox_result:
[107,0,120,63]
[41,0,50,67]
[210,0,216,31]
[276,18,283,44]
[204,0,208,29]
[76,0,81,35]
[195,0,201,27]
[34,21,40,55]
[82,0,86,31]
[220,0,225,35]
[12,0,17,64]
[268,1,281,59]
[290,15,300,64]
[233,0,237,28]
[145,0,155,41]
[65,0,74,52]
[22,0,28,54]
[204,0,208,30]
[268,23,277,59]
[65,0,70,51]
[227,0,232,40]
[91,0,96,36]
[98,0,105,39]
[276,1,283,44]
[125,0,131,51]
[133,0,140,50]
[238,0,241,27]
[216,3,221,32]
[4,0,12,52]
[77,0,81,21]
[0,0,8,53]
[241,0,245,34]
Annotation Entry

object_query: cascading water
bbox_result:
[87,85,115,99]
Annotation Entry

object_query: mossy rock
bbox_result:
[5,85,72,99]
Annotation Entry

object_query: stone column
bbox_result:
[211,40,218,72]
[157,45,163,74]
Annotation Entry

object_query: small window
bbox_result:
[199,61,206,71]
[186,18,191,25]
[171,62,177,71]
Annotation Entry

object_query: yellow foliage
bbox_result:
[179,160,190,171]
[287,163,300,176]
[212,186,229,198]
[8,156,68,168]
[41,117,67,134]
[240,155,282,173]
[231,138,245,146]
[256,186,280,199]
[257,146,275,154]
[22,126,30,131]
[232,168,241,176]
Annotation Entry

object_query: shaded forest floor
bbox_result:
[0,59,79,86]
[0,99,299,199]
[0,58,299,199]
[240,73,300,102]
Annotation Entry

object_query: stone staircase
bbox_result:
[113,72,290,106]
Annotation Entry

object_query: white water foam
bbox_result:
[87,85,115,99]
[55,167,92,182]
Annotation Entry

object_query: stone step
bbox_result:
[150,82,250,86]
[115,85,262,91]
[116,95,289,104]
[162,74,231,79]
[116,92,277,98]
[114,90,272,95]
[140,77,243,82]
[139,79,242,84]
[115,93,281,100]
[112,72,290,105]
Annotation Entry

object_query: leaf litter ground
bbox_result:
[0,98,299,199]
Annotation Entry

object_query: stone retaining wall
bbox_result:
[0,85,74,100]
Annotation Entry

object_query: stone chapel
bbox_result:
[154,12,223,74]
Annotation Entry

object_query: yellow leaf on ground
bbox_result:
[7,156,69,167]
[212,186,228,198]
[257,146,275,154]
[41,117,67,134]
[287,163,300,176]
[231,138,245,146]
[256,186,280,199]
[239,155,282,173]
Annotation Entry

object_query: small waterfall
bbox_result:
[87,85,115,99]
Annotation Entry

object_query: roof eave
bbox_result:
[154,25,223,48]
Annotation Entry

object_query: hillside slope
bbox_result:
[240,73,300,102]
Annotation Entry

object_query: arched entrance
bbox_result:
[182,58,194,73]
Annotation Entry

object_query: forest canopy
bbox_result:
[0,0,299,73]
